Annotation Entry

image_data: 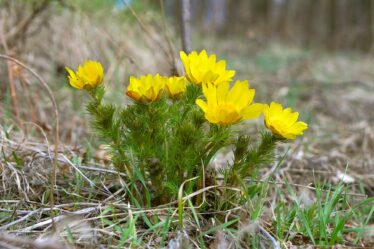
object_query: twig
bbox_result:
[259,225,280,249]
[18,207,97,233]
[0,209,41,230]
[0,234,64,249]
[59,154,95,187]
[78,165,127,177]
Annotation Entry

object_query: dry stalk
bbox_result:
[0,24,22,130]
[19,74,38,123]
[258,225,280,249]
[121,0,174,69]
[0,54,59,232]
[159,0,179,75]
[0,233,65,249]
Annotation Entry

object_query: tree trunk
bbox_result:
[180,0,192,53]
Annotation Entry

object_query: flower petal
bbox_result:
[242,103,265,119]
[216,81,230,104]
[289,121,308,134]
[65,67,82,89]
[196,99,208,113]
[263,102,308,139]
[227,80,253,109]
[179,50,234,85]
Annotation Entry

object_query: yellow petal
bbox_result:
[71,60,104,89]
[205,83,217,109]
[216,81,230,104]
[290,121,308,134]
[126,90,141,101]
[180,50,234,85]
[196,99,208,113]
[282,133,297,140]
[227,80,253,109]
[263,102,308,139]
[200,50,208,60]
[284,111,299,127]
[242,103,265,119]
[65,67,82,89]
[269,102,283,117]
[126,74,166,102]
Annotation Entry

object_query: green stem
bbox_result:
[231,133,280,186]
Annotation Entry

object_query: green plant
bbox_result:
[66,51,308,208]
[272,181,374,246]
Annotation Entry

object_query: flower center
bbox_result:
[215,104,241,125]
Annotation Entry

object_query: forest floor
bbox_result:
[0,3,374,248]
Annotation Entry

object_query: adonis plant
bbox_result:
[66,50,307,207]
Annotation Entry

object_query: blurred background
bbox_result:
[169,0,374,51]
[1,0,374,191]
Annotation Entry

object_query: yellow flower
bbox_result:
[180,50,235,86]
[165,76,188,99]
[196,80,264,125]
[66,60,104,90]
[263,102,308,140]
[126,74,166,102]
